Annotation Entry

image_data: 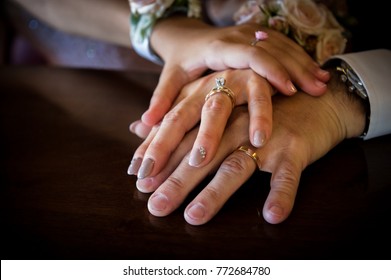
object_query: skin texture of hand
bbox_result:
[129,69,274,179]
[142,17,330,131]
[129,69,366,225]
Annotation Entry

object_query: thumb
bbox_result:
[141,64,190,126]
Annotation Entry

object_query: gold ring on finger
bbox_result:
[205,77,236,109]
[237,145,261,169]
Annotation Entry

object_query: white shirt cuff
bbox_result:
[326,49,391,140]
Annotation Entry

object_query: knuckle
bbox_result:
[202,187,220,205]
[204,95,229,114]
[165,175,186,194]
[208,39,225,52]
[250,94,271,109]
[219,154,251,177]
[273,166,299,187]
[163,109,185,125]
[247,45,261,58]
[147,139,167,154]
[270,161,300,200]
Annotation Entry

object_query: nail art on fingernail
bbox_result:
[189,146,206,167]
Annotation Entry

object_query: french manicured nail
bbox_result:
[315,79,327,88]
[253,130,266,147]
[149,193,168,211]
[127,157,142,175]
[187,203,205,220]
[137,158,155,179]
[317,68,330,79]
[189,146,206,167]
[287,80,297,94]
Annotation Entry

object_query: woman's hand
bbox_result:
[129,69,274,179]
[141,18,330,128]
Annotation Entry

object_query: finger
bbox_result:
[262,155,302,224]
[246,74,273,148]
[147,153,214,217]
[188,83,234,167]
[136,84,206,179]
[147,107,250,218]
[188,72,273,167]
[135,127,199,193]
[249,26,330,86]
[127,123,160,176]
[129,120,153,139]
[184,145,258,225]
[206,27,329,96]
[254,31,329,95]
[205,41,297,96]
[141,64,190,126]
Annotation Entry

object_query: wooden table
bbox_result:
[1,66,391,260]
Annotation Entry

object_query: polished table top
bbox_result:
[1,66,391,260]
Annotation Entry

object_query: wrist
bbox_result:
[151,16,211,61]
[129,0,202,65]
[325,67,367,139]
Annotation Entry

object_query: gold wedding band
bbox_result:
[205,77,236,109]
[237,145,260,169]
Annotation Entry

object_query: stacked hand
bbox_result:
[137,20,330,144]
[128,68,366,225]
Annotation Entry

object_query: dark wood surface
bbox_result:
[1,66,391,260]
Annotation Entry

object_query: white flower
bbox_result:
[188,0,202,18]
[131,0,175,17]
[233,0,267,25]
[234,0,347,63]
[281,0,327,36]
[316,28,347,65]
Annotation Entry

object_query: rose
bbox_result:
[268,15,289,34]
[233,0,268,25]
[281,0,328,36]
[233,0,347,64]
[280,0,346,62]
[316,28,347,64]
[188,0,202,18]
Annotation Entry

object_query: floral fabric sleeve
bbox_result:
[233,0,347,65]
[130,0,202,65]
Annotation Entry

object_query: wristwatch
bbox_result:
[323,49,391,140]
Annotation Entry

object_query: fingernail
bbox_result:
[189,146,206,167]
[270,205,283,218]
[315,79,327,88]
[127,157,142,175]
[287,80,297,94]
[187,203,205,220]
[253,130,266,147]
[317,68,330,79]
[137,158,155,179]
[136,177,155,193]
[149,193,168,211]
[129,122,137,134]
